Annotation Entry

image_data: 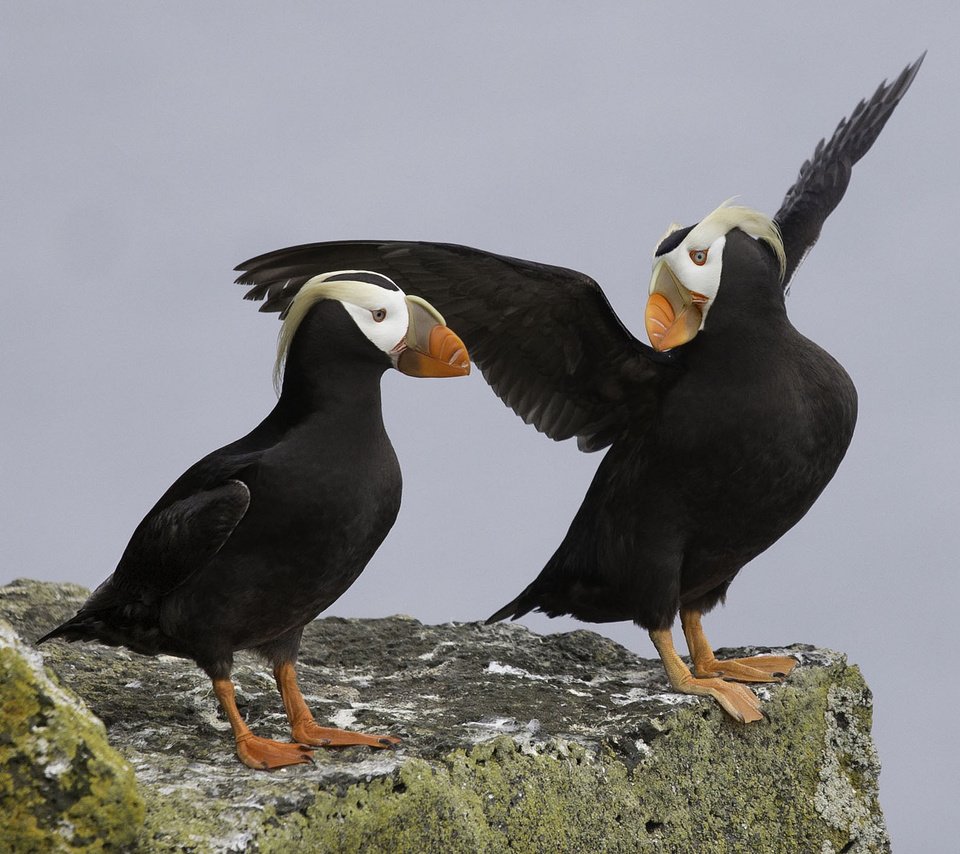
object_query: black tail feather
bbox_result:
[36,605,176,657]
[36,624,70,645]
[486,591,535,624]
[37,611,110,645]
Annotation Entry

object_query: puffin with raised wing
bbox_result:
[232,56,923,722]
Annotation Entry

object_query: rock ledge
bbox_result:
[0,580,888,852]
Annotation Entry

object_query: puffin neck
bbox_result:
[698,230,789,341]
[275,300,391,416]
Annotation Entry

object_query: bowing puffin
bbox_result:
[40,272,470,768]
[232,57,922,722]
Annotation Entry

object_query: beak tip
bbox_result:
[396,326,471,377]
[451,347,471,376]
[438,332,471,377]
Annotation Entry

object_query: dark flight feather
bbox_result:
[775,53,924,290]
[236,242,678,452]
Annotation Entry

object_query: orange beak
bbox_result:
[395,295,471,378]
[645,260,706,352]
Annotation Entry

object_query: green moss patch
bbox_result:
[0,621,144,853]
[2,581,888,853]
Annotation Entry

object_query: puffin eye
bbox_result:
[689,249,708,266]
[371,309,387,323]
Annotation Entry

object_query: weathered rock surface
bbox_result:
[1,579,888,852]
[0,615,143,852]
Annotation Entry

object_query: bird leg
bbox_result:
[680,608,797,683]
[648,628,763,723]
[273,661,400,748]
[211,677,314,770]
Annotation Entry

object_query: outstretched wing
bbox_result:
[236,242,676,452]
[775,53,924,290]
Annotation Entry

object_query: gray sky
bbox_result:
[2,3,955,847]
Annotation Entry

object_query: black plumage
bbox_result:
[232,57,922,721]
[41,279,469,767]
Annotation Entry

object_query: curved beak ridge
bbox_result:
[395,296,471,377]
[645,260,704,352]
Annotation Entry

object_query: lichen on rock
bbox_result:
[0,618,143,853]
[1,579,889,852]
[815,682,887,853]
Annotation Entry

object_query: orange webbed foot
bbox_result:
[676,674,765,723]
[292,721,400,749]
[693,654,797,683]
[273,662,401,749]
[650,626,765,724]
[235,733,315,770]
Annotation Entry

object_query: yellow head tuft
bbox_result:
[272,271,402,395]
[694,201,786,281]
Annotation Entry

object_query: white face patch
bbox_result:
[337,288,410,355]
[274,272,413,393]
[656,232,727,329]
[649,203,785,332]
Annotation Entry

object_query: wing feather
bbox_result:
[236,241,676,451]
[775,54,924,290]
